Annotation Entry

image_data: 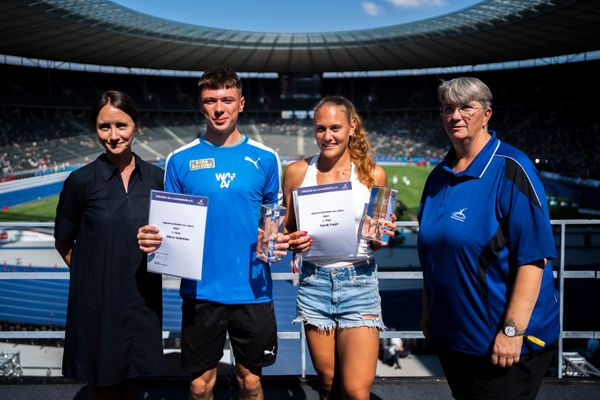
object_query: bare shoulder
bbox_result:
[284,158,310,188]
[372,164,388,186]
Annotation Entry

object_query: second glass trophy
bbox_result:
[361,186,398,244]
[257,204,286,263]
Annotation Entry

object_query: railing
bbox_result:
[552,220,600,378]
[0,220,599,378]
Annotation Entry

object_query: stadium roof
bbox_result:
[1,0,600,73]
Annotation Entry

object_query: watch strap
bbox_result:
[514,327,526,336]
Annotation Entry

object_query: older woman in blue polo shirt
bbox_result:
[418,77,559,400]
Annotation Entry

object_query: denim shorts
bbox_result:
[295,259,385,331]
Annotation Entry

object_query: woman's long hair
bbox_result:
[314,96,375,188]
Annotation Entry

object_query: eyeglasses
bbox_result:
[440,104,482,118]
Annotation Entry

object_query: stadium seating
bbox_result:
[1,61,599,179]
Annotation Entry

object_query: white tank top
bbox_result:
[300,155,373,267]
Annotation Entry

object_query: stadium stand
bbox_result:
[1,60,599,179]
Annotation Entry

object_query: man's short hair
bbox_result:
[198,66,242,95]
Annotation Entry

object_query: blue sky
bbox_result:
[111,0,481,33]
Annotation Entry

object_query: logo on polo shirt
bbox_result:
[451,208,467,222]
[189,158,215,170]
[244,156,261,169]
[215,172,236,188]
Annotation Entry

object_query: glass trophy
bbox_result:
[257,204,286,263]
[361,186,398,244]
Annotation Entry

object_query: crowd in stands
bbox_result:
[366,112,447,162]
[0,321,63,347]
[0,106,598,180]
[0,61,598,179]
[492,106,599,181]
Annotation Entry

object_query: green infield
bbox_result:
[382,164,432,220]
[0,164,434,222]
[0,165,587,223]
[0,195,59,222]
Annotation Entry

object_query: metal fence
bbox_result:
[0,220,598,378]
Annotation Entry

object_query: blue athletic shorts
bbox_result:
[295,259,385,331]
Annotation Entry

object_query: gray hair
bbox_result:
[438,77,493,110]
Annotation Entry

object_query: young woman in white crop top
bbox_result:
[283,96,395,400]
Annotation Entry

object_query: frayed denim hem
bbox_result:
[293,314,387,333]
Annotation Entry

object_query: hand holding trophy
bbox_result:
[361,186,398,245]
[257,204,288,263]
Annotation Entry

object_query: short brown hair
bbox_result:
[198,66,242,94]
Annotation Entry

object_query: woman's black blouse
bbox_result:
[55,153,164,386]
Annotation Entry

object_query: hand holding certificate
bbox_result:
[293,182,357,258]
[147,190,208,280]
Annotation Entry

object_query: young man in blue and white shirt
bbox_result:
[138,66,287,400]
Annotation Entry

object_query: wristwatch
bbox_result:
[503,322,526,337]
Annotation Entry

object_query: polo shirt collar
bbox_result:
[201,134,247,148]
[97,153,142,182]
[441,131,500,179]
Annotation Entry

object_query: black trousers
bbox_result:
[436,342,557,400]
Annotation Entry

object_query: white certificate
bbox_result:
[293,182,357,258]
[147,190,208,280]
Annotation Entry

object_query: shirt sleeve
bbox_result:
[417,167,437,223]
[54,173,85,242]
[262,151,282,205]
[499,157,556,267]
[164,153,182,194]
[417,184,428,223]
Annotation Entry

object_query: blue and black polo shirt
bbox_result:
[417,132,559,356]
